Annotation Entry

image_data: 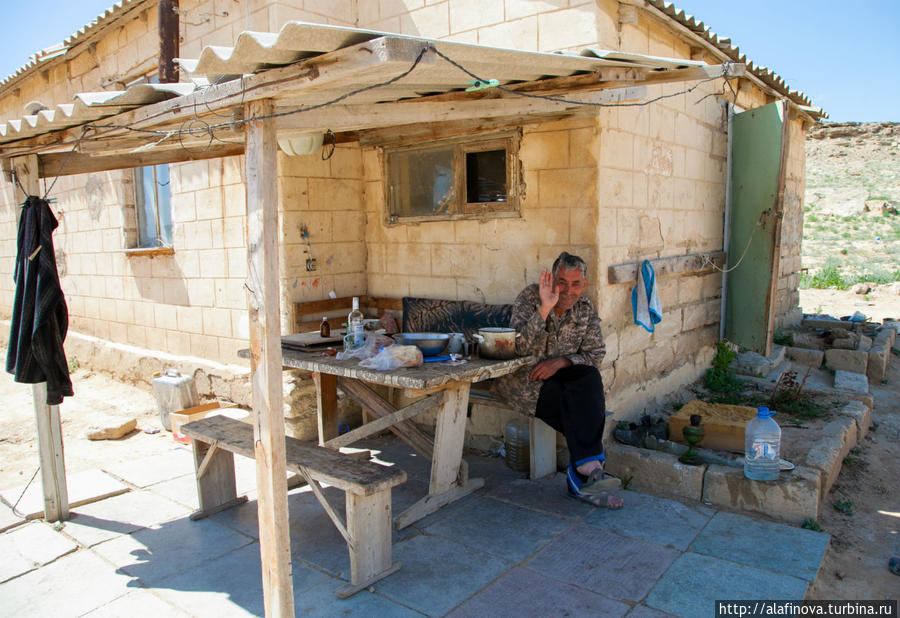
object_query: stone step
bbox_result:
[732,345,785,377]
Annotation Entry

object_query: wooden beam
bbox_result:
[13,155,69,524]
[324,391,444,449]
[607,250,727,285]
[245,98,294,618]
[641,62,745,84]
[38,142,243,178]
[275,86,646,134]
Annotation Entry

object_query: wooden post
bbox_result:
[13,155,69,523]
[244,98,294,618]
[157,0,180,84]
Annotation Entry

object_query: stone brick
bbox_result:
[824,349,868,374]
[832,369,868,394]
[867,346,889,382]
[520,130,569,170]
[537,5,598,50]
[784,347,823,368]
[682,300,719,331]
[603,442,704,501]
[805,416,857,498]
[477,16,538,51]
[449,0,504,33]
[837,400,872,441]
[702,464,820,524]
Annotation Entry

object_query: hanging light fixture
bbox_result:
[277,132,325,156]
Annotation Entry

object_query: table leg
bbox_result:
[314,372,338,445]
[394,382,484,529]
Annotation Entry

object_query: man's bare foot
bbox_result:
[569,491,624,509]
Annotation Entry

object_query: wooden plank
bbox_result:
[283,350,534,391]
[344,490,394,589]
[429,382,470,494]
[334,377,435,458]
[275,86,646,134]
[181,416,406,495]
[765,99,791,358]
[190,437,240,519]
[641,62,745,84]
[38,142,243,178]
[530,417,557,480]
[295,467,351,546]
[324,391,444,449]
[607,250,726,284]
[244,97,293,618]
[15,155,69,524]
[314,372,339,445]
[394,478,484,530]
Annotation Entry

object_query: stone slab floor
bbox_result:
[0,436,830,617]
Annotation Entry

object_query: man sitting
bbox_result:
[493,251,623,509]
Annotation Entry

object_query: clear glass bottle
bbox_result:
[348,297,364,348]
[319,316,330,338]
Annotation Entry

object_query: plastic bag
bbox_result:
[335,331,380,361]
[358,345,423,370]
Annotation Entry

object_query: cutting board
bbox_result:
[282,330,345,350]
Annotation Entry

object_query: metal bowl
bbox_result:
[393,332,449,357]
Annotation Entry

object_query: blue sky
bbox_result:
[0,0,896,122]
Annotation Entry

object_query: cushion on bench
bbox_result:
[402,297,512,338]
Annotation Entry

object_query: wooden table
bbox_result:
[280,349,533,528]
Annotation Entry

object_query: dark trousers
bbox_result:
[535,364,606,466]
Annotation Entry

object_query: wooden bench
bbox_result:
[180,415,407,598]
[292,295,402,334]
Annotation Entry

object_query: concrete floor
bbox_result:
[0,435,830,617]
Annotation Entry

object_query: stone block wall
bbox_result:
[0,155,251,366]
[279,144,368,330]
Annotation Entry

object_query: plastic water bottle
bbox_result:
[744,406,781,481]
[504,417,530,473]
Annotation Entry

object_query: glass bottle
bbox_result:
[319,316,330,338]
[348,297,364,348]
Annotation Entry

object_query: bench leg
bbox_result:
[338,489,401,598]
[190,439,247,520]
[530,417,557,479]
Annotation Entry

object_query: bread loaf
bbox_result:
[388,344,423,367]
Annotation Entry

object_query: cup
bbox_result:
[447,332,465,355]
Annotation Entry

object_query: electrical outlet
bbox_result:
[306,258,317,271]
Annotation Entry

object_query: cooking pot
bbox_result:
[473,327,520,360]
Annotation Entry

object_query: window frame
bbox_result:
[384,131,521,224]
[132,163,173,249]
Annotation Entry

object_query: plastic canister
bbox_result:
[504,417,531,473]
[744,406,781,481]
[152,369,199,431]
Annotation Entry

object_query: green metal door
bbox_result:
[724,100,789,356]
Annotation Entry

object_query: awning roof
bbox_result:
[0,21,748,173]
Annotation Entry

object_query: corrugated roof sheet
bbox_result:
[646,0,817,111]
[0,2,823,147]
[0,0,149,91]
[0,21,711,145]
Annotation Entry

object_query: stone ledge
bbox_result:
[701,464,821,524]
[805,416,857,498]
[604,442,704,501]
[836,400,872,441]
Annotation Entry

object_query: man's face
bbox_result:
[554,267,586,313]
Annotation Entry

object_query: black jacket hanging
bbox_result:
[6,196,74,405]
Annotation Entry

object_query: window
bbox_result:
[133,164,173,248]
[385,132,520,222]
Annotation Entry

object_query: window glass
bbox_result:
[134,164,173,248]
[388,147,454,217]
[465,149,506,203]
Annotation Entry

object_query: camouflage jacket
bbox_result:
[491,284,606,416]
